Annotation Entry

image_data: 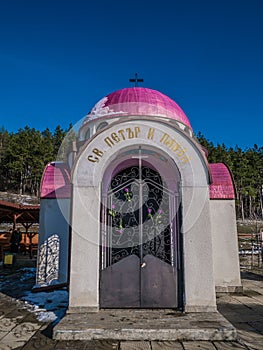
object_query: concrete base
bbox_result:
[67,306,99,313]
[53,309,237,341]
[216,285,243,294]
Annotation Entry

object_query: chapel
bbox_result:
[36,86,242,313]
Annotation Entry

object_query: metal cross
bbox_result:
[129,73,144,87]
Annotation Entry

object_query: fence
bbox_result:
[238,231,263,274]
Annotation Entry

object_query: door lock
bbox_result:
[141,262,146,268]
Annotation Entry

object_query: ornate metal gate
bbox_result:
[100,162,179,308]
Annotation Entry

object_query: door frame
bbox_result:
[99,146,183,308]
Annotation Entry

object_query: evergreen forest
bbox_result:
[0,126,262,221]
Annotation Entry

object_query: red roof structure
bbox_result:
[209,163,235,199]
[0,200,39,224]
[40,162,71,199]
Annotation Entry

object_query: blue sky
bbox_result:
[0,0,262,149]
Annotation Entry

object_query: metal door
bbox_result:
[100,162,179,308]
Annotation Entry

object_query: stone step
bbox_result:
[53,310,237,341]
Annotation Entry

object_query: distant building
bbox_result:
[37,87,242,312]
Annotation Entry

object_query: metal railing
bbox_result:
[238,232,263,274]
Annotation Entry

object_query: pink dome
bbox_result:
[40,162,71,199]
[209,163,235,199]
[86,87,192,128]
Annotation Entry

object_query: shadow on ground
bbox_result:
[0,266,35,298]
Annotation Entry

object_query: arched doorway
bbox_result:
[100,148,181,308]
[69,120,217,313]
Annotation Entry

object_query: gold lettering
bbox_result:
[147,127,155,140]
[181,156,190,163]
[160,133,176,148]
[160,133,169,144]
[93,148,103,157]
[118,129,126,140]
[104,137,114,147]
[90,125,191,165]
[166,138,176,148]
[159,132,191,163]
[135,127,140,137]
[171,142,180,152]
[111,132,120,143]
[176,148,186,157]
[163,137,171,146]
[126,128,134,139]
[88,155,99,163]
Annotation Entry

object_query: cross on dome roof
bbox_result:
[129,73,144,87]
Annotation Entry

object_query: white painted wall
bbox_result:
[210,200,242,292]
[182,187,216,312]
[69,186,100,310]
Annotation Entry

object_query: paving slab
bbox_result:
[54,340,119,350]
[213,341,248,349]
[237,329,263,350]
[53,309,237,341]
[120,341,151,350]
[247,321,263,333]
[182,341,217,349]
[8,321,41,341]
[151,341,184,349]
[22,331,57,350]
[232,295,263,314]
[3,309,28,323]
[0,322,42,350]
[0,303,17,316]
[0,331,8,341]
[0,317,19,332]
[245,293,263,305]
[0,337,26,349]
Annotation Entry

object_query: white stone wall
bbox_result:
[210,199,242,293]
[182,187,216,312]
[69,186,100,310]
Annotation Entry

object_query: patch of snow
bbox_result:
[84,96,127,122]
[33,279,65,289]
[37,311,57,322]
[239,249,262,255]
[0,191,39,205]
[21,289,69,324]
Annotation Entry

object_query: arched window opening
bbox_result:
[97,122,108,132]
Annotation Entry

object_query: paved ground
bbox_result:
[0,269,263,349]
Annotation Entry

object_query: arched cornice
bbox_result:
[72,116,211,188]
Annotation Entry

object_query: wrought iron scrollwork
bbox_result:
[36,234,60,285]
[103,165,173,267]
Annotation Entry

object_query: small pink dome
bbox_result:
[86,87,192,128]
[209,163,235,199]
